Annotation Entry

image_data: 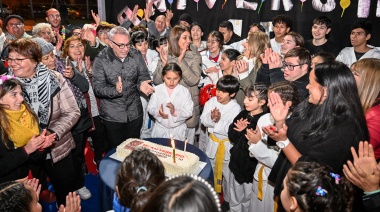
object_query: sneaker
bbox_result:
[76,186,92,200]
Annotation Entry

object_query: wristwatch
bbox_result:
[276,138,290,149]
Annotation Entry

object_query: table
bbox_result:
[98,138,213,211]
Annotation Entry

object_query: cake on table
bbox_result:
[116,138,200,175]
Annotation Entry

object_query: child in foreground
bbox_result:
[281,161,353,212]
[114,148,165,212]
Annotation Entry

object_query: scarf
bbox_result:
[17,63,59,128]
[5,104,40,148]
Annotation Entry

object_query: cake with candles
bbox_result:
[116,138,200,175]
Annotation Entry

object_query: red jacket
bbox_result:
[367,103,380,159]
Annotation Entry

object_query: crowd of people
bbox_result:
[0,2,379,212]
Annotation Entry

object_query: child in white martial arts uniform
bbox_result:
[247,81,300,212]
[147,63,193,140]
[200,75,241,196]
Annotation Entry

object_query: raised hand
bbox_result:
[211,107,221,123]
[233,118,250,132]
[268,52,283,69]
[159,104,168,119]
[55,32,63,52]
[25,178,41,198]
[178,47,187,63]
[58,192,81,212]
[85,56,92,75]
[165,10,173,27]
[343,141,380,192]
[245,126,261,144]
[166,102,175,115]
[260,48,273,64]
[157,46,168,67]
[116,76,123,94]
[267,91,290,125]
[91,10,100,27]
[236,60,249,74]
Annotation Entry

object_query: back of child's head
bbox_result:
[312,51,335,63]
[162,62,183,78]
[151,36,168,50]
[272,14,293,30]
[131,31,148,46]
[351,20,372,35]
[222,49,240,62]
[312,16,332,28]
[216,75,240,96]
[116,148,165,211]
[0,181,33,212]
[143,175,221,212]
[284,161,354,212]
[268,81,300,113]
[130,25,148,36]
[244,83,268,112]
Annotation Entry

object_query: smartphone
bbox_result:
[148,81,155,87]
[65,56,70,67]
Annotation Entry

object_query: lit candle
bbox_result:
[171,138,176,163]
[184,139,188,153]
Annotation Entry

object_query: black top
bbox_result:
[225,33,243,45]
[228,110,265,184]
[304,39,341,57]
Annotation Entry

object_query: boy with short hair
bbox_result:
[270,15,292,54]
[200,75,241,196]
[304,16,340,57]
[336,20,380,67]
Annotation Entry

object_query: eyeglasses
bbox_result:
[110,40,131,49]
[48,14,60,19]
[8,23,24,27]
[6,58,29,64]
[282,61,304,71]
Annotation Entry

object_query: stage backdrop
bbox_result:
[106,0,380,49]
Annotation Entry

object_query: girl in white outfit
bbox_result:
[148,63,193,141]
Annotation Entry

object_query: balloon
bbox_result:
[357,0,370,18]
[340,0,351,17]
[168,0,173,4]
[137,9,144,18]
[300,0,306,12]
[258,0,265,14]
[312,0,335,12]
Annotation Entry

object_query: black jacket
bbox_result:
[228,110,265,184]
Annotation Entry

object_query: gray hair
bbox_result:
[108,26,130,40]
[32,23,55,41]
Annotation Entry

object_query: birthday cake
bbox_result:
[116,138,200,175]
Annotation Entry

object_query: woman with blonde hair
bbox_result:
[351,58,380,160]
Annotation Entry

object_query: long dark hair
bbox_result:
[0,78,38,148]
[116,148,165,211]
[292,61,368,140]
[0,181,33,212]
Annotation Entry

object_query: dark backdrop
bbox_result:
[106,0,380,50]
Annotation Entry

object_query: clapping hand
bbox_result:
[343,141,380,192]
[268,52,283,69]
[260,48,272,64]
[211,107,221,123]
[157,46,168,67]
[25,178,41,199]
[233,118,249,132]
[58,192,81,212]
[245,126,261,144]
[159,104,168,119]
[91,10,100,27]
[116,76,123,94]
[166,102,175,116]
[140,80,155,96]
[39,129,56,149]
[236,60,249,74]
[267,91,290,126]
[262,123,288,142]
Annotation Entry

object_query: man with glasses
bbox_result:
[263,47,311,100]
[4,15,31,42]
[92,26,154,149]
[336,20,380,67]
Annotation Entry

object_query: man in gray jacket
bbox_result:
[92,26,154,148]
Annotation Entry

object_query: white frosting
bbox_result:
[116,138,200,175]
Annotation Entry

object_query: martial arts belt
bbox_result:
[209,133,229,193]
[274,196,279,212]
[257,164,265,200]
